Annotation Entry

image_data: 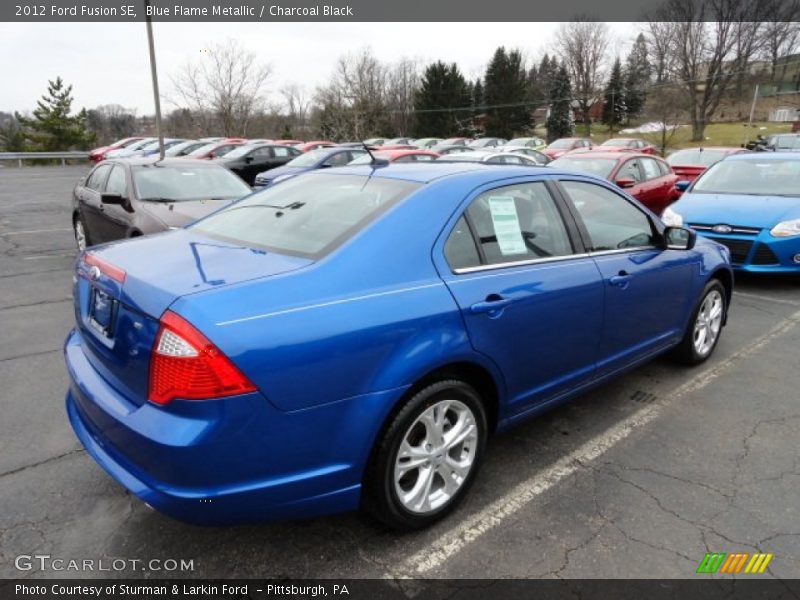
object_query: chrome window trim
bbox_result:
[452,252,591,274]
[588,246,659,258]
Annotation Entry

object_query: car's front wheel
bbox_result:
[673,279,727,365]
[363,380,487,530]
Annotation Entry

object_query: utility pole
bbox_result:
[144,0,165,160]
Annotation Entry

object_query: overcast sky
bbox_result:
[0,22,638,115]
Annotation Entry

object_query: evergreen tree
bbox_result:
[16,77,93,150]
[472,79,484,114]
[602,58,627,132]
[483,47,532,138]
[624,33,650,121]
[545,65,574,142]
[538,54,558,101]
[413,61,471,137]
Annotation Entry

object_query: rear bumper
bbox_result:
[64,328,403,525]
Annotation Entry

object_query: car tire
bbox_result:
[362,379,487,531]
[672,279,727,365]
[73,214,91,251]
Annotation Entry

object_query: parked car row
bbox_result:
[88,137,334,163]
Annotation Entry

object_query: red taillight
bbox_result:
[148,311,256,405]
[83,253,126,283]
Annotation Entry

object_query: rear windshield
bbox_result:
[667,149,730,166]
[550,157,617,178]
[191,173,420,258]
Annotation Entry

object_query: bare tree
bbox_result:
[556,19,610,135]
[281,84,312,139]
[170,39,272,136]
[385,58,421,135]
[760,1,800,82]
[643,21,675,84]
[645,86,689,155]
[650,0,771,141]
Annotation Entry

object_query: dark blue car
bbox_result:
[664,152,800,273]
[65,163,733,530]
[252,146,367,188]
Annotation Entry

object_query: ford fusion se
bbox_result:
[664,152,800,273]
[65,163,732,529]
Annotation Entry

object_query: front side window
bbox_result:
[617,160,643,183]
[561,180,656,252]
[85,165,112,191]
[191,174,419,258]
[105,165,127,197]
[461,182,574,266]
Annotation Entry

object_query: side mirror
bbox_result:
[244,156,254,163]
[319,163,333,168]
[615,177,636,189]
[101,193,125,205]
[675,180,691,192]
[664,226,696,250]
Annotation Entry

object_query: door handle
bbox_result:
[470,294,513,315]
[609,271,632,288]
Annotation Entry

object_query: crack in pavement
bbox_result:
[0,447,84,479]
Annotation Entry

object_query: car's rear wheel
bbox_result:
[673,280,727,365]
[73,215,91,251]
[363,380,487,530]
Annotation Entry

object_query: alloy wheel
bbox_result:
[693,289,723,357]
[393,399,478,515]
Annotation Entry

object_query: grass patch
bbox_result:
[534,121,795,153]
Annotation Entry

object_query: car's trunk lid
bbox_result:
[73,229,312,405]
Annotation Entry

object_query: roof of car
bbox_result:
[318,161,570,185]
[726,150,800,160]
[554,151,655,161]
[104,156,226,167]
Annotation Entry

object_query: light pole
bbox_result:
[144,0,165,160]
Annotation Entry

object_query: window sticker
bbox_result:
[488,196,526,255]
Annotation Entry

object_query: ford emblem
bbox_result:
[89,265,102,281]
[712,224,733,234]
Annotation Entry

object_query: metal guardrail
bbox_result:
[0,151,89,167]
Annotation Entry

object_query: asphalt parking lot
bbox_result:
[1,165,799,580]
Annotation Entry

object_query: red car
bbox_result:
[184,140,244,160]
[665,147,747,186]
[349,149,440,164]
[542,137,593,159]
[550,151,678,215]
[596,138,657,154]
[295,141,335,153]
[88,137,145,163]
[376,144,417,151]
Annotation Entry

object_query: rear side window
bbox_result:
[463,182,573,266]
[273,147,291,157]
[641,158,661,180]
[561,180,656,252]
[85,165,112,191]
[444,216,481,270]
[191,174,419,258]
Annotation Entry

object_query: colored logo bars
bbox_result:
[696,552,773,574]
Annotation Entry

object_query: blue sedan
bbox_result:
[252,146,367,188]
[64,163,732,529]
[664,152,800,273]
